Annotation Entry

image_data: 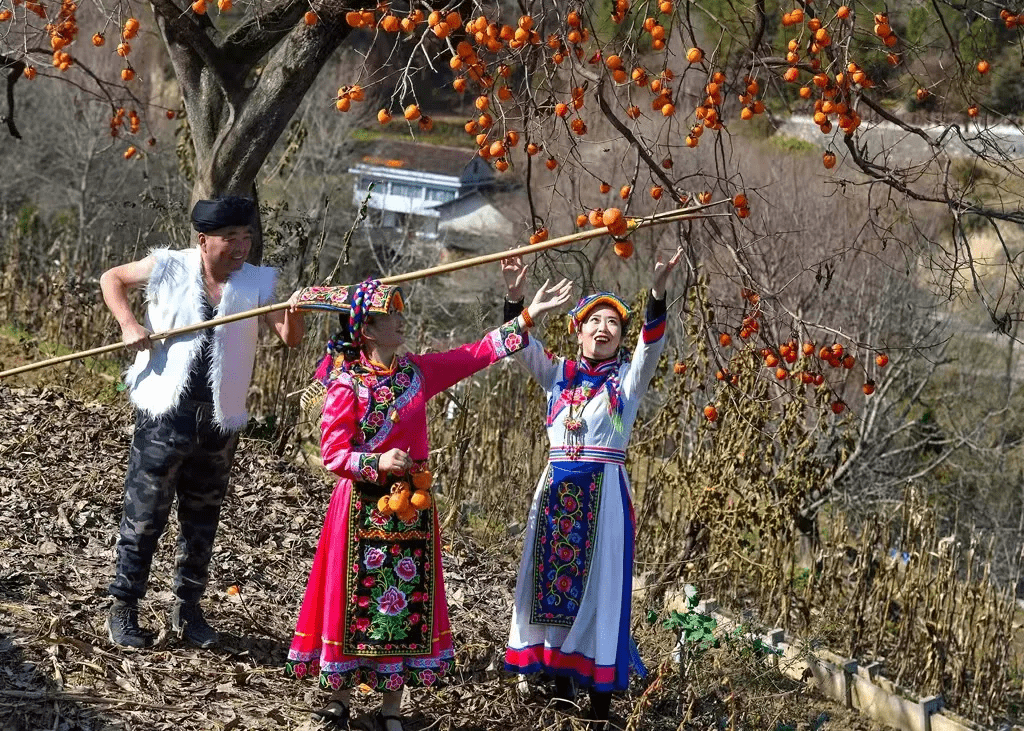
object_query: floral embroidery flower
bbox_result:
[408,612,421,625]
[395,557,417,582]
[385,673,404,691]
[355,617,371,632]
[555,575,573,592]
[419,668,437,686]
[367,411,385,427]
[398,511,420,527]
[395,372,411,387]
[328,674,342,690]
[559,517,574,534]
[568,386,592,404]
[357,595,371,608]
[504,333,523,351]
[374,385,395,404]
[378,586,408,616]
[563,495,578,512]
[391,544,402,555]
[362,576,376,588]
[365,547,386,570]
[292,662,307,679]
[368,509,390,528]
[558,546,574,561]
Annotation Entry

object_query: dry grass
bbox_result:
[0,372,883,731]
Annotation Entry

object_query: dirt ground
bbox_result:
[0,336,889,731]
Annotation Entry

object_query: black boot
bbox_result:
[107,599,153,649]
[588,689,612,731]
[172,601,219,648]
[553,675,576,711]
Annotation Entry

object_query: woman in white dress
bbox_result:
[501,249,683,729]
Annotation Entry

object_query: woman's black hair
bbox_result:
[330,312,362,362]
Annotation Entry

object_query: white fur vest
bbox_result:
[124,247,277,431]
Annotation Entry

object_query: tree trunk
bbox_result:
[150,0,362,263]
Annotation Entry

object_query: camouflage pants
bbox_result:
[109,400,239,604]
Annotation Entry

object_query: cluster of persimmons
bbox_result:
[680,287,890,423]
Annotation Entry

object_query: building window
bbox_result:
[426,187,456,202]
[390,183,423,199]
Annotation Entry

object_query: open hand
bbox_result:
[501,254,529,302]
[526,278,574,322]
[652,247,685,300]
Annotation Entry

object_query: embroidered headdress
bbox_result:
[297,281,405,394]
[295,281,404,321]
[568,292,631,334]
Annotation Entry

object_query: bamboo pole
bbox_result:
[0,203,729,379]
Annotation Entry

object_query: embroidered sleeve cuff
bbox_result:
[357,452,385,484]
[488,317,529,359]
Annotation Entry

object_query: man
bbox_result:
[99,196,305,649]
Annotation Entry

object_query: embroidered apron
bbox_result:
[344,477,435,656]
[531,460,604,626]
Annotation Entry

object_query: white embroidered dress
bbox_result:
[505,310,666,691]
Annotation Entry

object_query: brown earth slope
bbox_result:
[0,371,883,731]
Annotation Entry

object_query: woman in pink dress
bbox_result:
[285,278,572,731]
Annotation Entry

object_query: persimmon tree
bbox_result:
[2,0,1023,405]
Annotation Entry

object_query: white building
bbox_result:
[348,140,519,238]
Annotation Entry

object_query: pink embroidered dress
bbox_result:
[504,300,666,692]
[286,319,527,691]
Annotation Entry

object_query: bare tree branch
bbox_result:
[0,55,25,139]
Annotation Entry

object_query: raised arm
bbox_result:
[501,254,571,390]
[622,247,683,400]
[418,274,574,399]
[100,255,156,352]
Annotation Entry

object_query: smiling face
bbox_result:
[362,310,406,354]
[576,305,623,361]
[199,225,252,279]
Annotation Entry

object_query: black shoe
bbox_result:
[311,700,350,729]
[374,710,405,731]
[171,601,219,648]
[107,599,153,648]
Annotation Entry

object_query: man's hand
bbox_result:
[121,321,153,352]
